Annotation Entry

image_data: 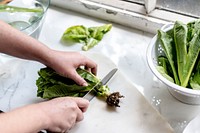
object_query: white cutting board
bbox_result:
[0,52,173,133]
[69,52,174,133]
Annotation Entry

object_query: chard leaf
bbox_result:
[158,30,179,84]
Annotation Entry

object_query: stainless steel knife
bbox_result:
[83,68,118,101]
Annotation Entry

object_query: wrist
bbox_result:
[31,103,50,130]
[0,104,50,133]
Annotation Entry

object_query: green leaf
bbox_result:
[189,60,200,90]
[158,56,173,76]
[61,25,89,42]
[158,30,179,84]
[173,21,188,85]
[61,24,112,50]
[88,24,112,41]
[36,67,110,99]
[187,20,200,42]
[181,29,200,87]
[157,66,174,83]
[82,38,99,51]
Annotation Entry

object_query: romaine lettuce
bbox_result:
[157,19,200,89]
[61,24,112,51]
[36,67,124,107]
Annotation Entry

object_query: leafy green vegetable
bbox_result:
[36,67,123,107]
[61,25,89,42]
[157,66,174,83]
[37,67,99,99]
[61,24,112,51]
[187,20,200,42]
[157,19,200,89]
[157,56,174,83]
[182,29,200,87]
[173,21,188,87]
[0,5,43,13]
[190,61,200,90]
[158,30,179,85]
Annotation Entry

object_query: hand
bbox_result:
[45,51,97,86]
[0,97,89,133]
[38,97,89,133]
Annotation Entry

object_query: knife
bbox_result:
[83,68,118,101]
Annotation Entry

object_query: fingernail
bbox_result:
[82,82,88,86]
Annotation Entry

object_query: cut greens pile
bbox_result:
[157,19,200,90]
[36,67,124,107]
[61,24,112,51]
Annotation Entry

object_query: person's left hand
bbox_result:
[44,51,97,86]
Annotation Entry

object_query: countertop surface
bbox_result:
[1,5,200,133]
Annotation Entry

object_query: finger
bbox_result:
[91,66,97,75]
[82,58,97,75]
[74,99,89,122]
[67,69,88,86]
[74,98,89,113]
[84,66,91,73]
[76,109,84,122]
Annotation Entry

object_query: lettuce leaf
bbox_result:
[61,24,112,51]
[158,30,179,85]
[36,67,109,99]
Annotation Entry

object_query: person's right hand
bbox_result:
[38,97,89,133]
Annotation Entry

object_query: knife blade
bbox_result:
[83,68,118,101]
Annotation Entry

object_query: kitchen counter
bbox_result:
[1,5,200,133]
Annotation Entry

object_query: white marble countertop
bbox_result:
[1,5,200,133]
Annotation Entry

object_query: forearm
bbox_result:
[0,104,48,133]
[0,20,52,65]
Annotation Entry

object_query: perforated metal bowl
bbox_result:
[146,24,200,105]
